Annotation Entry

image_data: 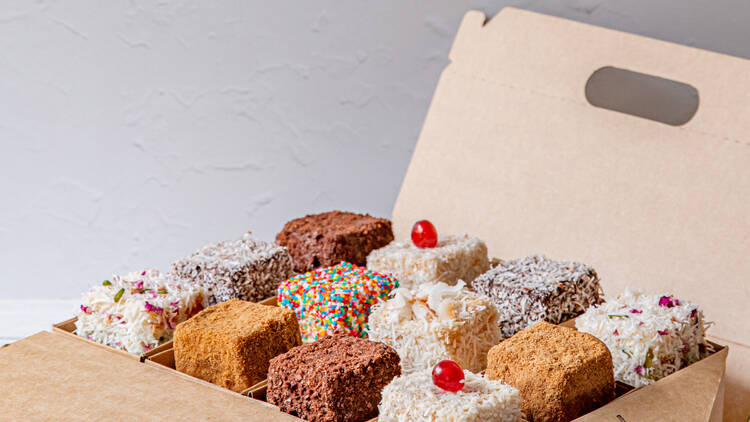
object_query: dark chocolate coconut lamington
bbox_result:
[172,232,293,304]
[472,255,602,338]
[276,211,394,273]
[267,334,401,422]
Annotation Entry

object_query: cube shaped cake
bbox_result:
[267,334,401,422]
[174,299,301,392]
[276,210,394,273]
[576,289,711,387]
[75,269,207,355]
[367,234,489,289]
[487,321,615,422]
[379,369,521,422]
[472,255,602,338]
[367,280,500,374]
[277,262,398,342]
[172,232,293,305]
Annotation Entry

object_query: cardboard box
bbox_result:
[392,7,744,420]
[0,331,298,421]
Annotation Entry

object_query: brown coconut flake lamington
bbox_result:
[472,255,602,338]
[174,299,301,392]
[275,211,394,273]
[486,322,615,422]
[172,232,293,305]
[267,334,401,422]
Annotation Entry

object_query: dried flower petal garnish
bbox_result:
[658,330,669,336]
[634,365,645,375]
[629,308,642,314]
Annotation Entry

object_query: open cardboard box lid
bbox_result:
[392,7,748,421]
[0,332,297,421]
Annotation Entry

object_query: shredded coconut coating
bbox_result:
[576,289,711,387]
[368,280,501,374]
[172,232,293,305]
[366,234,489,289]
[472,255,602,338]
[379,370,521,422]
[75,269,207,355]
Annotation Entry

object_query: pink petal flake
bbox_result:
[629,308,643,314]
[80,305,92,315]
[144,302,164,314]
[659,296,677,308]
[634,365,645,375]
[658,329,669,335]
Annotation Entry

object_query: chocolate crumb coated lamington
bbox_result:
[172,232,293,305]
[487,322,615,422]
[367,234,490,289]
[267,334,401,422]
[174,299,301,392]
[275,211,394,273]
[472,255,602,338]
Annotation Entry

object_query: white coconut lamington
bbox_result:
[172,232,293,305]
[576,289,711,387]
[379,369,521,422]
[472,255,602,339]
[368,280,500,374]
[366,234,489,289]
[75,269,207,355]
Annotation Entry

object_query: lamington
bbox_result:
[278,262,398,342]
[367,280,500,374]
[172,232,293,305]
[472,255,602,338]
[379,369,521,422]
[75,269,206,355]
[576,289,711,387]
[267,334,401,422]
[174,299,301,392]
[487,321,615,422]
[276,211,394,273]
[367,235,489,289]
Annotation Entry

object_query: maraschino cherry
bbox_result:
[432,359,464,392]
[411,220,438,248]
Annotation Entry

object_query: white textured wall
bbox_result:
[3,0,750,300]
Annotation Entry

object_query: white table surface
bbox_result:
[0,299,79,345]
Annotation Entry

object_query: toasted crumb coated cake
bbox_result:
[487,321,615,422]
[367,234,489,289]
[174,299,301,392]
[379,369,521,422]
[473,255,602,338]
[267,334,400,422]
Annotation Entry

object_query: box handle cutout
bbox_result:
[585,67,699,126]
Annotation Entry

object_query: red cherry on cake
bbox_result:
[411,220,438,248]
[432,360,464,392]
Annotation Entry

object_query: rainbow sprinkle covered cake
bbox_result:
[277,262,398,342]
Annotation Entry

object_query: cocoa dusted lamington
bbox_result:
[174,299,301,392]
[275,211,394,273]
[487,322,615,422]
[472,255,602,338]
[267,334,401,422]
[172,232,293,305]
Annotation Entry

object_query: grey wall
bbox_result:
[2,0,750,299]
